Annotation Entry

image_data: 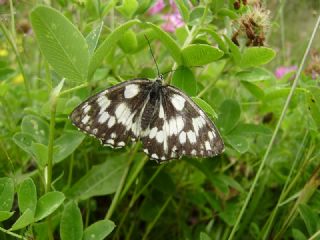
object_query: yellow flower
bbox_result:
[12,74,24,84]
[0,49,8,57]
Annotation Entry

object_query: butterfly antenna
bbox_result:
[144,35,161,78]
[162,66,204,76]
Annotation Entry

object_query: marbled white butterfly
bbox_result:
[70,73,224,162]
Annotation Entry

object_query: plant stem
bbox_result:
[142,195,172,240]
[0,23,30,99]
[228,15,320,240]
[105,144,139,219]
[46,98,57,193]
[59,83,89,96]
[0,226,28,240]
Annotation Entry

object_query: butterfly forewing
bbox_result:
[140,85,224,162]
[70,79,153,148]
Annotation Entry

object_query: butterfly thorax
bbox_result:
[140,79,163,130]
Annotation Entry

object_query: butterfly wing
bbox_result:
[140,85,224,162]
[70,79,153,148]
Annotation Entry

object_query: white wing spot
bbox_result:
[191,149,197,155]
[83,104,91,114]
[108,116,116,128]
[176,116,184,133]
[151,153,158,159]
[97,96,110,108]
[192,116,205,136]
[205,141,211,151]
[111,132,117,138]
[82,115,90,124]
[149,127,158,139]
[143,149,149,154]
[156,130,164,143]
[159,104,165,118]
[208,131,214,140]
[98,112,109,124]
[92,128,98,134]
[171,94,186,111]
[187,131,196,143]
[124,84,139,98]
[107,139,114,145]
[161,156,166,161]
[118,141,125,147]
[179,131,186,144]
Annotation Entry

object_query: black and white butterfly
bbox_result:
[70,74,224,163]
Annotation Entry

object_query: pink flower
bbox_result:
[275,66,298,79]
[149,0,185,32]
[148,0,165,15]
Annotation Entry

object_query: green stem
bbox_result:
[142,196,172,240]
[46,98,57,193]
[67,153,75,188]
[228,15,320,240]
[105,144,139,219]
[59,83,88,96]
[0,23,30,99]
[0,226,28,240]
[8,0,15,41]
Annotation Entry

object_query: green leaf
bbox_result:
[200,232,212,240]
[53,131,86,163]
[0,177,14,211]
[18,178,37,214]
[21,115,49,144]
[30,6,89,82]
[291,229,307,240]
[201,27,228,53]
[31,143,48,167]
[307,87,320,129]
[144,22,182,64]
[240,47,276,68]
[10,209,34,231]
[118,29,138,53]
[67,156,127,200]
[116,0,138,18]
[83,219,115,240]
[241,80,264,99]
[236,67,275,82]
[224,36,241,63]
[230,123,272,136]
[217,8,238,19]
[172,67,196,96]
[89,19,140,78]
[181,44,223,66]
[192,97,218,119]
[0,211,14,222]
[225,135,249,153]
[86,22,104,56]
[60,202,83,240]
[35,191,65,221]
[12,132,35,155]
[174,0,189,22]
[217,99,241,134]
[298,204,319,235]
[189,7,213,26]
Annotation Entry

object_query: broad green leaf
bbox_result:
[144,22,182,64]
[53,131,86,163]
[30,6,89,82]
[236,68,275,82]
[219,201,239,226]
[264,88,305,102]
[241,80,264,99]
[118,29,138,53]
[21,115,49,144]
[18,178,37,214]
[240,47,276,68]
[172,67,196,96]
[35,191,65,221]
[153,171,175,195]
[0,177,14,211]
[86,22,104,56]
[0,67,15,81]
[0,211,14,222]
[67,156,127,200]
[217,99,241,134]
[291,229,307,240]
[83,219,115,240]
[116,0,138,18]
[307,87,320,129]
[174,0,189,22]
[298,204,319,235]
[181,44,223,66]
[230,123,272,136]
[201,27,228,52]
[217,8,238,19]
[225,135,249,153]
[192,97,218,119]
[89,19,140,78]
[189,7,213,26]
[200,232,212,240]
[60,202,83,240]
[31,143,48,167]
[12,132,34,155]
[10,209,34,231]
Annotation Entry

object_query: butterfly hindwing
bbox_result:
[140,85,224,162]
[70,79,152,148]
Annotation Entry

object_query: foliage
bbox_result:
[0,0,320,239]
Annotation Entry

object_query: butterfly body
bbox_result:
[70,77,224,163]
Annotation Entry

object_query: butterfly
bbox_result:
[70,73,224,163]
